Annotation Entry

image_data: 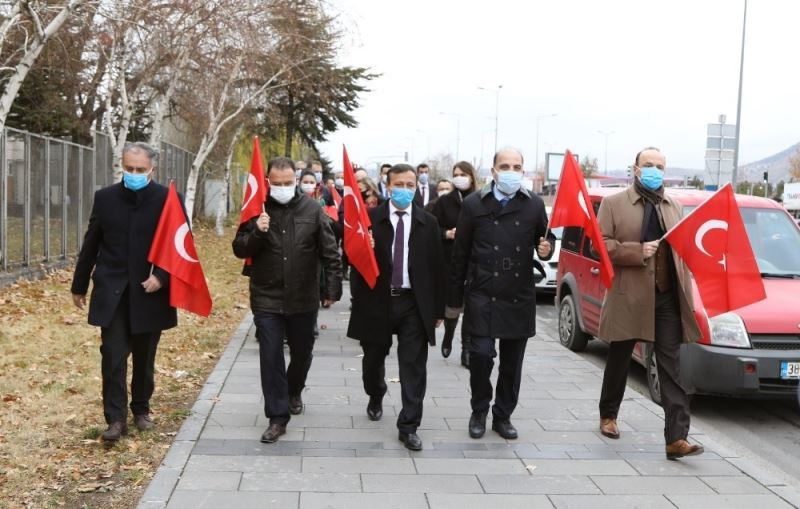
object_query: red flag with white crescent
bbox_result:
[663,183,765,317]
[239,136,267,225]
[147,182,212,317]
[343,145,379,288]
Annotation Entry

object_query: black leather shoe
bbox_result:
[289,395,303,415]
[134,414,155,432]
[398,431,423,451]
[441,337,453,358]
[468,411,487,439]
[260,423,286,443]
[102,421,128,443]
[492,419,518,440]
[366,396,383,421]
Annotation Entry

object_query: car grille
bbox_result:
[750,335,800,351]
[759,378,799,393]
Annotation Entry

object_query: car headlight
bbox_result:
[708,312,751,348]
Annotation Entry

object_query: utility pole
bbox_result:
[731,0,748,187]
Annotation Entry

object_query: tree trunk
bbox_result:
[0,0,83,132]
[284,91,294,156]
[216,125,242,236]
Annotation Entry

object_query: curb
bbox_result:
[136,312,253,509]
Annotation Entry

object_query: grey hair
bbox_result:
[493,147,524,166]
[123,142,159,168]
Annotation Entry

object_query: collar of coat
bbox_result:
[374,200,428,225]
[478,181,532,201]
[625,185,676,206]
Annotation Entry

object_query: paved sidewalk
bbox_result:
[139,287,800,508]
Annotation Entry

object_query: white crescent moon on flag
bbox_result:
[577,192,590,219]
[174,223,199,263]
[695,219,728,257]
[241,174,258,210]
[342,185,366,236]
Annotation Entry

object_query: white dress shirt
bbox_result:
[389,201,412,289]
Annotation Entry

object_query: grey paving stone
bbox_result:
[667,494,794,509]
[591,475,715,494]
[300,448,357,457]
[174,471,241,491]
[518,459,638,476]
[166,491,298,509]
[549,494,674,508]
[160,441,195,469]
[463,449,519,459]
[414,458,529,475]
[184,454,301,473]
[239,472,361,492]
[139,468,181,505]
[205,413,259,427]
[478,474,600,494]
[769,486,800,507]
[700,476,770,494]
[628,459,744,477]
[426,493,553,509]
[302,456,415,474]
[361,473,483,493]
[300,492,429,509]
[355,449,410,458]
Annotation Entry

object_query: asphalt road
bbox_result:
[535,293,800,488]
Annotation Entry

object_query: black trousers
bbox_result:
[469,336,528,421]
[254,310,316,426]
[100,293,161,424]
[599,290,691,443]
[361,292,428,434]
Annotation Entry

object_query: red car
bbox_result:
[556,187,800,402]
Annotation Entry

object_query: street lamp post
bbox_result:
[478,85,503,154]
[439,112,461,161]
[534,113,558,177]
[597,130,615,174]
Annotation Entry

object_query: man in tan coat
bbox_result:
[596,147,704,460]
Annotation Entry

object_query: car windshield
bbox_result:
[683,206,800,276]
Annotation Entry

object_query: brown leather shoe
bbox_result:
[260,423,286,443]
[134,414,155,432]
[599,418,620,439]
[666,439,704,460]
[102,421,128,443]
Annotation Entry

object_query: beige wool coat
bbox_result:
[596,187,702,343]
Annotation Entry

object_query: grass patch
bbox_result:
[0,223,249,508]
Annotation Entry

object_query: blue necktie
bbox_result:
[500,197,509,208]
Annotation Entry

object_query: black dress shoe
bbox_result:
[102,421,128,443]
[289,395,303,415]
[441,338,453,358]
[398,431,423,451]
[468,411,487,439]
[260,423,286,443]
[366,396,383,421]
[460,349,470,368]
[492,419,518,440]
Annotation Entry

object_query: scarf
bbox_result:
[634,178,665,242]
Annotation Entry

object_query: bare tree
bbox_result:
[0,0,88,132]
[789,147,800,183]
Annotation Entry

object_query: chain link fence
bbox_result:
[0,127,195,282]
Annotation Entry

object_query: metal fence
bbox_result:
[0,127,195,278]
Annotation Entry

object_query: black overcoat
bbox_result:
[347,202,445,346]
[71,182,177,334]
[449,184,555,339]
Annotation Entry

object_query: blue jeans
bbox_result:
[253,310,316,425]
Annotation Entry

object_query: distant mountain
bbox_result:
[740,142,799,183]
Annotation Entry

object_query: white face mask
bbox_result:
[334,178,344,187]
[300,183,316,195]
[452,175,471,190]
[271,185,296,204]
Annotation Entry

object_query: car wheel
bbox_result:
[558,294,590,352]
[644,344,663,406]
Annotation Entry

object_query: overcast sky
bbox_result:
[317,0,799,175]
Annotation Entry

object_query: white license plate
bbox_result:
[780,361,800,379]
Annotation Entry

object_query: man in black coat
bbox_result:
[347,164,445,451]
[450,148,555,440]
[71,142,177,444]
[233,157,342,444]
[413,163,438,207]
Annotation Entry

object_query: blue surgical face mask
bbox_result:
[495,170,522,195]
[418,173,429,185]
[390,187,415,209]
[122,170,151,191]
[314,172,322,184]
[639,166,664,190]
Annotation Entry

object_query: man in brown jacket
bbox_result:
[596,147,704,460]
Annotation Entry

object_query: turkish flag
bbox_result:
[147,182,212,317]
[239,137,268,268]
[342,145,379,288]
[550,149,614,288]
[323,183,340,221]
[663,183,765,317]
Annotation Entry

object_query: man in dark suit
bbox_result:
[71,142,177,444]
[413,163,438,207]
[376,163,392,199]
[449,148,555,441]
[347,164,445,451]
